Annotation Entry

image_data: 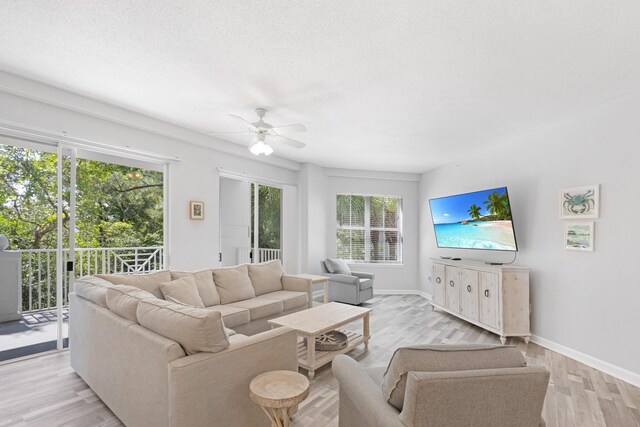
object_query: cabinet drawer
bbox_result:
[460,269,478,321]
[479,271,499,329]
[444,266,460,312]
[432,263,446,306]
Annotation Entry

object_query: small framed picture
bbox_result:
[564,221,594,251]
[190,201,204,220]
[560,185,599,219]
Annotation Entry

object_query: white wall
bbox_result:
[0,76,299,271]
[298,163,328,274]
[325,170,420,291]
[219,178,251,266]
[419,90,640,380]
[282,184,300,273]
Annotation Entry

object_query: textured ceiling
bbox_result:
[1,1,640,173]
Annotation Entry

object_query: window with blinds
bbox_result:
[336,194,403,263]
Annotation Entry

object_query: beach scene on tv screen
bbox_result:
[430,187,517,251]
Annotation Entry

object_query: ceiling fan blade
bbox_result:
[206,131,252,135]
[229,114,258,131]
[270,123,307,135]
[273,135,306,149]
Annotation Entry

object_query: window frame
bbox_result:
[336,193,403,265]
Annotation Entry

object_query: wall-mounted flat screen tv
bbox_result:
[429,187,518,251]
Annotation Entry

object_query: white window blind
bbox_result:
[336,194,403,263]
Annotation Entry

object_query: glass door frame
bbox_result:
[56,145,76,350]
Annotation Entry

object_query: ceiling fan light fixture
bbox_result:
[249,134,273,156]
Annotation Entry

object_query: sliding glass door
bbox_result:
[219,176,282,266]
[250,183,282,263]
[0,142,72,359]
[0,139,164,361]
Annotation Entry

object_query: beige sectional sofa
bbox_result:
[69,260,314,427]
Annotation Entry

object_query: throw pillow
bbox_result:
[247,260,284,296]
[137,299,230,355]
[382,344,527,411]
[212,264,256,304]
[97,270,171,299]
[170,269,220,306]
[324,258,351,275]
[160,276,205,308]
[74,276,114,307]
[106,284,156,322]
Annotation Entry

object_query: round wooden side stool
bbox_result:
[250,370,310,427]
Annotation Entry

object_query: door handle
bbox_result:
[467,285,472,292]
[435,277,441,284]
[449,280,455,287]
[484,289,490,297]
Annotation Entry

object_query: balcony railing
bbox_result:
[256,248,281,263]
[15,246,281,314]
[18,246,164,313]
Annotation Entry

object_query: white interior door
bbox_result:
[219,177,251,266]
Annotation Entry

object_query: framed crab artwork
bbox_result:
[560,185,599,219]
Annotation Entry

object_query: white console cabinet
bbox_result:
[431,258,530,344]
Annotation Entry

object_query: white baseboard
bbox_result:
[373,289,432,300]
[530,334,640,388]
[315,289,432,300]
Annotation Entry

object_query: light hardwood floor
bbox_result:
[0,295,638,426]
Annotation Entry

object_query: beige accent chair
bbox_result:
[332,344,550,427]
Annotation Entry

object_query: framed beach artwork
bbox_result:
[564,221,594,251]
[560,185,599,219]
[190,201,204,220]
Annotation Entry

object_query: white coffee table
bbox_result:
[268,302,372,379]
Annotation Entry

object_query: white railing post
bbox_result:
[27,252,33,313]
[47,252,51,309]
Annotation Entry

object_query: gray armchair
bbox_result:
[320,259,374,305]
[332,344,550,427]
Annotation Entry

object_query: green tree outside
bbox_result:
[0,145,163,250]
[251,184,281,250]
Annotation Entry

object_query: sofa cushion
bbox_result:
[260,290,308,311]
[247,260,284,296]
[137,299,230,355]
[359,278,373,291]
[212,265,256,304]
[170,269,220,306]
[161,276,205,308]
[227,297,284,321]
[382,344,527,411]
[74,276,114,307]
[97,270,171,299]
[106,284,156,322]
[205,305,251,328]
[324,258,351,275]
[228,334,249,344]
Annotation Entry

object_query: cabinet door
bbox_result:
[479,272,500,329]
[460,269,478,320]
[445,266,460,312]
[432,263,445,306]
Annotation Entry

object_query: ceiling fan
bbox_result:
[210,108,307,156]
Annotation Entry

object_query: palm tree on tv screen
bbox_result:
[482,191,511,220]
[467,204,481,220]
